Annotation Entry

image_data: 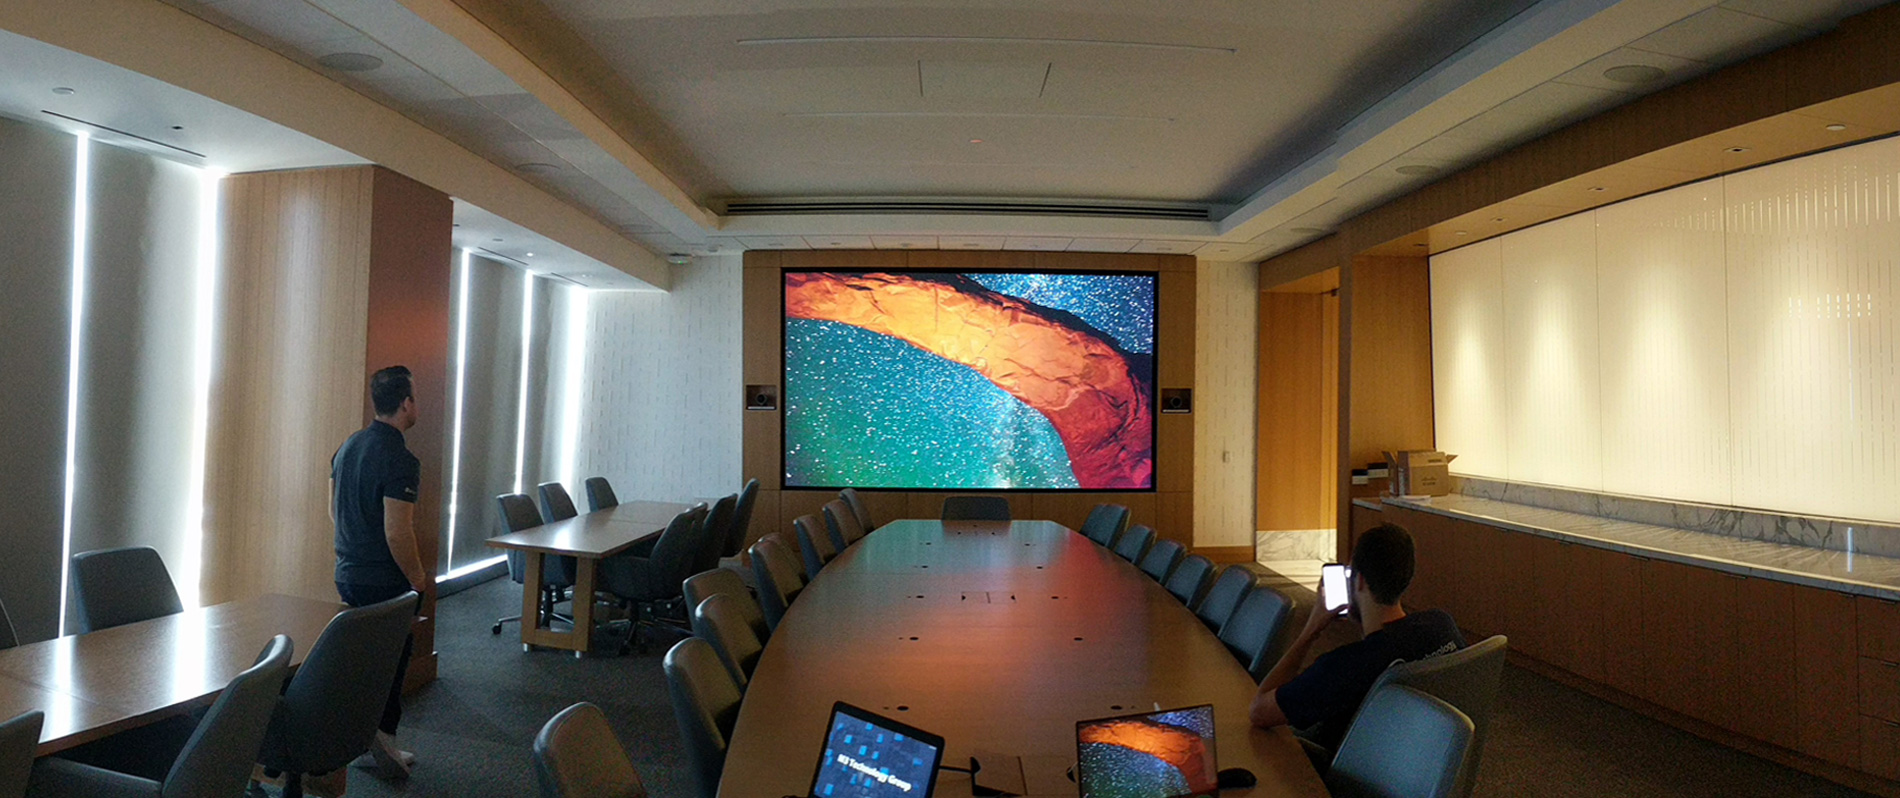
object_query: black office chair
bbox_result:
[793,514,837,577]
[1165,554,1217,609]
[1137,538,1185,582]
[1196,565,1257,632]
[539,481,580,522]
[692,594,764,692]
[0,711,40,798]
[600,509,703,652]
[821,499,865,552]
[1325,685,1475,798]
[697,496,737,575]
[1219,586,1292,681]
[35,636,292,798]
[532,702,648,798]
[1111,524,1156,563]
[256,593,417,798]
[683,568,768,643]
[584,476,619,512]
[725,479,760,559]
[666,638,742,798]
[1079,503,1130,547]
[493,493,576,638]
[749,536,806,632]
[941,496,1010,521]
[839,487,876,533]
[69,547,185,633]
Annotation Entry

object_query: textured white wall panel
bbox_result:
[1500,212,1603,490]
[1430,238,1508,479]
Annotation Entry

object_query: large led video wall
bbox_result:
[783,270,1157,491]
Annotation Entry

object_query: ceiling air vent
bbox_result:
[722,199,1210,221]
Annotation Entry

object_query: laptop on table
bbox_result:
[1075,704,1220,798]
[807,702,946,798]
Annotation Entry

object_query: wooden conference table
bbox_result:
[486,500,698,655]
[0,593,343,754]
[721,519,1328,798]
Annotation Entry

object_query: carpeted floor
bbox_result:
[336,577,1876,798]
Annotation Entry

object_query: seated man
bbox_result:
[1249,522,1464,752]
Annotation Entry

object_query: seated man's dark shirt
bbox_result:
[1274,608,1465,750]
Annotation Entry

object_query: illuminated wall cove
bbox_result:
[1432,135,1900,524]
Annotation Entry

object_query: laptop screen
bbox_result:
[809,702,945,798]
[1075,705,1219,798]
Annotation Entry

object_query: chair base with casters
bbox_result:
[492,583,576,638]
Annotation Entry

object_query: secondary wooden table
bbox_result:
[722,519,1328,797]
[0,593,344,755]
[486,500,698,656]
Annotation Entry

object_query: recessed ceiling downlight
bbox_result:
[316,52,384,72]
[515,162,560,175]
[1826,124,1848,132]
[1603,64,1664,84]
[1396,164,1440,176]
[51,87,74,96]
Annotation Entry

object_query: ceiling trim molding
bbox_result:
[0,0,669,289]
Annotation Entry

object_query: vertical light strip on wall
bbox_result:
[440,249,474,578]
[557,287,590,491]
[179,168,223,611]
[512,270,535,494]
[56,132,91,637]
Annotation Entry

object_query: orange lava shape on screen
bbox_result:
[1078,719,1214,789]
[784,272,1154,489]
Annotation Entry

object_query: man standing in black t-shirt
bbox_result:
[1249,523,1464,752]
[330,365,429,779]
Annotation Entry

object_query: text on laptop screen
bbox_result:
[1076,705,1219,798]
[811,710,941,797]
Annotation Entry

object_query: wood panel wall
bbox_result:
[1255,291,1336,534]
[741,250,1199,547]
[203,165,451,687]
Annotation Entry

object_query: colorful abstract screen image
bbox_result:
[783,270,1157,490]
[809,708,942,797]
[1075,706,1219,798]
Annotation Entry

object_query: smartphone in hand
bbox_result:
[1321,563,1352,614]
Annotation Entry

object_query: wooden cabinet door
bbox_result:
[1504,533,1549,663]
[1390,507,1439,613]
[1641,560,1737,726]
[1451,518,1498,640]
[1559,543,1607,682]
[1600,552,1649,702]
[1794,585,1861,769]
[1729,575,1793,746]
[1862,716,1900,780]
[1858,596,1900,663]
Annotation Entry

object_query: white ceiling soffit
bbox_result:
[452,200,655,291]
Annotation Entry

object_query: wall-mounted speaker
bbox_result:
[745,384,778,411]
[1160,388,1192,414]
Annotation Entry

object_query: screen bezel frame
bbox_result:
[809,700,948,798]
[779,267,1162,493]
[1073,703,1219,798]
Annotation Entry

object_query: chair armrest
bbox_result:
[29,756,162,798]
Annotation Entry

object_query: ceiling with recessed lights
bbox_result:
[116,0,1899,267]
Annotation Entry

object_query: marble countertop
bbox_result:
[1373,494,1900,601]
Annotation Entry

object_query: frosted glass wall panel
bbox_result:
[1500,213,1603,489]
[1725,139,1900,523]
[1430,239,1508,478]
[1595,179,1732,504]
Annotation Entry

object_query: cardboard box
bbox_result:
[1384,450,1457,496]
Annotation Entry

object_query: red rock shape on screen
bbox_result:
[1077,718,1214,789]
[784,271,1154,489]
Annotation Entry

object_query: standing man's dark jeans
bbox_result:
[337,581,418,735]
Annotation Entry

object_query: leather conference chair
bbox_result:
[1078,503,1130,547]
[692,594,763,692]
[696,496,737,575]
[584,477,619,512]
[940,496,1010,522]
[1218,586,1293,681]
[69,547,185,633]
[792,514,837,578]
[532,702,648,798]
[0,711,40,798]
[1138,538,1185,582]
[601,509,703,652]
[34,636,291,798]
[1325,685,1475,798]
[664,638,743,798]
[1196,565,1258,632]
[821,499,865,553]
[1165,554,1216,609]
[1112,524,1156,563]
[539,482,580,522]
[1328,635,1508,794]
[493,494,576,638]
[683,569,768,644]
[749,536,806,632]
[256,594,417,798]
[839,487,875,533]
[725,479,760,559]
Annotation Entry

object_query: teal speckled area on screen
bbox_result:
[784,318,1079,489]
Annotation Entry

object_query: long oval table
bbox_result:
[720,519,1328,797]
